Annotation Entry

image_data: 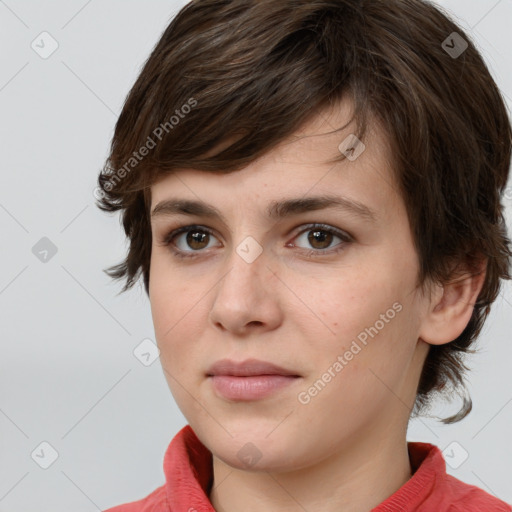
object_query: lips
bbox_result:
[206,359,302,401]
[206,358,300,377]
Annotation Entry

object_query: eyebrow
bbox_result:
[151,195,378,224]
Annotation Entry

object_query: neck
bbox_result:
[209,428,412,512]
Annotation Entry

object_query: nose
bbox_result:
[208,241,283,335]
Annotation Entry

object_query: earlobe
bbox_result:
[419,260,487,346]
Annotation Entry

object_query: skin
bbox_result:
[148,98,486,512]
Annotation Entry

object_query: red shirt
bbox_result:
[104,425,511,511]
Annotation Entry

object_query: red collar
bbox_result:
[164,425,436,511]
[165,425,215,511]
[162,425,510,511]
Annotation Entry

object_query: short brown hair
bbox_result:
[96,0,512,422]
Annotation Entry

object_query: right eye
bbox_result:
[161,225,221,259]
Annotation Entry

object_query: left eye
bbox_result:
[292,225,349,251]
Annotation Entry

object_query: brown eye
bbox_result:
[293,224,351,255]
[307,229,334,250]
[162,225,220,258]
[162,223,351,260]
[186,230,210,250]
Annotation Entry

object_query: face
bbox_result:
[149,98,432,472]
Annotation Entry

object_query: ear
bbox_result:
[418,259,487,346]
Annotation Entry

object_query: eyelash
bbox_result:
[159,223,352,260]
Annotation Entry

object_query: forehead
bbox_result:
[150,98,400,221]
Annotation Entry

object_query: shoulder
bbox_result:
[102,484,167,512]
[440,473,511,512]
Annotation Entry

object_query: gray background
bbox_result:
[0,1,511,510]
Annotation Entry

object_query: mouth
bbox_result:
[206,358,302,401]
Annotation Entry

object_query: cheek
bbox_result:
[149,253,192,330]
[149,281,207,410]
[290,271,393,338]
[291,267,416,375]
[149,269,195,358]
[294,301,417,434]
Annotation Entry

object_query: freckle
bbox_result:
[334,322,338,326]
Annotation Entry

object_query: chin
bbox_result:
[198,426,307,472]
